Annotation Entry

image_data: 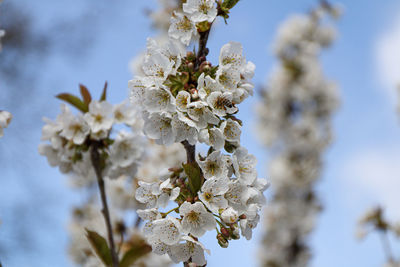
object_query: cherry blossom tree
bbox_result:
[257,2,341,266]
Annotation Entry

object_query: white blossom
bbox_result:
[0,110,12,138]
[198,128,224,151]
[207,91,237,117]
[149,216,182,246]
[109,131,143,168]
[168,236,209,266]
[232,147,257,185]
[197,73,221,100]
[60,114,90,145]
[112,100,138,125]
[183,0,217,23]
[175,90,191,111]
[224,180,249,213]
[135,181,160,208]
[84,101,114,133]
[142,51,174,85]
[179,201,216,237]
[172,112,198,145]
[216,66,240,91]
[219,41,245,70]
[187,101,219,129]
[198,176,229,213]
[221,207,238,224]
[168,12,197,45]
[135,179,180,208]
[198,150,230,180]
[220,118,241,142]
[143,112,175,145]
[144,86,176,113]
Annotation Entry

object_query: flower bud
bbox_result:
[190,89,199,100]
[231,225,240,240]
[186,51,195,60]
[221,227,230,238]
[199,61,212,72]
[221,207,239,224]
[239,214,247,220]
[217,233,229,248]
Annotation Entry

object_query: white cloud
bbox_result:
[375,14,400,101]
[341,147,400,220]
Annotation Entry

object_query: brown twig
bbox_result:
[90,141,120,267]
[380,230,394,263]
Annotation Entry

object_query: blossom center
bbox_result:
[187,210,200,223]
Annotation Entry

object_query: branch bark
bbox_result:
[182,22,212,267]
[90,141,120,267]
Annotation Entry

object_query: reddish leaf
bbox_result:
[79,84,92,105]
[100,81,108,101]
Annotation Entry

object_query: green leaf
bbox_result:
[183,162,203,195]
[100,81,108,101]
[119,243,152,267]
[79,84,92,105]
[56,93,88,113]
[222,0,240,9]
[85,229,112,267]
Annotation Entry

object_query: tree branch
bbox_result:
[182,22,212,267]
[90,141,120,267]
[181,140,196,164]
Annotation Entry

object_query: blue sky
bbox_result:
[1,0,400,266]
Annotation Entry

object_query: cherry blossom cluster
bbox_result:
[357,207,400,267]
[38,87,180,266]
[257,3,340,267]
[134,150,268,265]
[129,0,268,265]
[0,110,12,138]
[39,99,143,186]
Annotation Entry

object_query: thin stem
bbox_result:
[117,231,124,256]
[134,215,142,229]
[164,207,179,215]
[90,142,120,267]
[379,230,394,263]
